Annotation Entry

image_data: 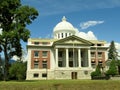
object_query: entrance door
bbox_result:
[71,72,77,79]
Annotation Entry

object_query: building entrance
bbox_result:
[71,72,77,79]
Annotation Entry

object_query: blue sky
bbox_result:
[21,0,120,44]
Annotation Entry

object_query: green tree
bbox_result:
[0,55,4,80]
[106,60,118,76]
[0,0,38,80]
[9,61,27,80]
[91,64,101,77]
[108,41,118,60]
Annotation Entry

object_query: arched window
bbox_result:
[65,33,67,37]
[58,33,60,38]
[61,33,64,38]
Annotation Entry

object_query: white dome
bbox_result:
[53,16,76,39]
[53,16,75,32]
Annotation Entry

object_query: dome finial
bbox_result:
[62,16,66,21]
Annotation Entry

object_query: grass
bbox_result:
[0,80,120,90]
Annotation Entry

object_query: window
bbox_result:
[97,44,102,46]
[42,61,47,68]
[91,52,95,57]
[91,62,96,68]
[42,73,47,77]
[34,51,39,57]
[42,42,48,45]
[58,61,62,67]
[69,33,71,36]
[58,51,63,57]
[33,73,39,78]
[98,52,102,57]
[42,51,48,57]
[34,61,39,69]
[34,42,39,45]
[58,33,60,38]
[61,33,64,38]
[65,33,67,37]
[69,51,73,58]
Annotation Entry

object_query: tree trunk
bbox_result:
[3,45,9,81]
[118,66,120,75]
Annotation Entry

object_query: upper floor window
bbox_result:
[91,52,95,57]
[42,42,48,45]
[97,44,102,46]
[61,33,64,38]
[65,33,67,37]
[34,51,39,57]
[42,51,48,57]
[58,33,60,38]
[98,52,102,57]
[69,33,71,36]
[34,42,39,45]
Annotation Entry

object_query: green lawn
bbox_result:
[0,80,120,90]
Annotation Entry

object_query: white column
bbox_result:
[88,49,91,68]
[66,48,69,67]
[55,48,58,68]
[27,49,31,70]
[105,51,108,61]
[78,48,81,67]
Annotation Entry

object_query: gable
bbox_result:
[53,35,93,46]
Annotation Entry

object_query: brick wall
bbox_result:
[31,50,50,69]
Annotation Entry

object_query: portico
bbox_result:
[55,47,91,68]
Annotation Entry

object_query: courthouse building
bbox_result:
[26,16,108,80]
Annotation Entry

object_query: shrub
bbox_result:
[9,61,27,80]
[91,64,101,77]
[106,60,118,76]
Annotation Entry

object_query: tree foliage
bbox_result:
[108,41,118,60]
[106,60,118,76]
[9,61,27,80]
[91,64,101,77]
[0,56,4,80]
[0,0,38,80]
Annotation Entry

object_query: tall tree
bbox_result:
[106,60,118,76]
[108,41,118,60]
[0,0,38,80]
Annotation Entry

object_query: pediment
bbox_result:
[53,35,93,45]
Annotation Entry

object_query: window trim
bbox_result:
[42,51,48,58]
[33,73,39,78]
[34,51,39,58]
[34,61,39,69]
[42,60,47,68]
[42,73,47,78]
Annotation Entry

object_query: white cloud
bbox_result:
[76,30,97,40]
[80,21,104,29]
[12,55,19,61]
[12,49,27,61]
[115,42,120,58]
